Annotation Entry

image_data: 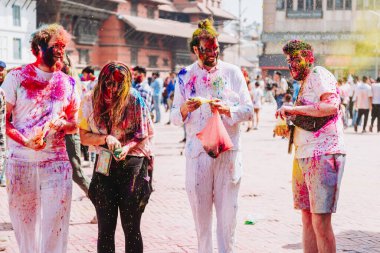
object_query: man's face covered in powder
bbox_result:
[40,34,66,69]
[197,38,219,68]
[286,51,314,81]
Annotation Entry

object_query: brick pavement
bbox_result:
[0,104,379,252]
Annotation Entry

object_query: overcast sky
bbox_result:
[221,0,263,25]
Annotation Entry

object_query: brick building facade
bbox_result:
[36,0,236,73]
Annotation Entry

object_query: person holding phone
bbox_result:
[79,62,154,253]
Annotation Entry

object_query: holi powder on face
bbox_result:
[288,50,314,81]
[198,38,219,68]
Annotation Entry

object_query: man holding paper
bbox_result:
[171,19,253,253]
[2,24,79,253]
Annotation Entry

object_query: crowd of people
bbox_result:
[0,18,378,253]
[242,68,380,134]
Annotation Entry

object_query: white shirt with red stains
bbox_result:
[294,66,346,159]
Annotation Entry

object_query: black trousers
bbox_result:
[370,104,380,131]
[348,97,354,119]
[356,109,370,131]
[65,134,90,195]
[89,156,152,253]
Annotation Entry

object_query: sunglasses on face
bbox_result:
[105,80,122,89]
[198,46,219,54]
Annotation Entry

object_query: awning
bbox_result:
[207,6,236,20]
[120,15,237,44]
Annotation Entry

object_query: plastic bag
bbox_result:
[196,111,234,158]
[273,118,288,137]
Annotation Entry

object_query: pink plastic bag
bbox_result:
[196,111,234,158]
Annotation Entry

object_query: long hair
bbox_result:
[92,62,132,129]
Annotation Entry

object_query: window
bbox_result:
[13,38,21,60]
[305,0,313,10]
[0,37,7,59]
[12,5,21,26]
[147,7,155,18]
[276,0,285,10]
[131,2,138,16]
[345,0,352,9]
[335,0,344,9]
[78,49,89,65]
[148,55,158,68]
[131,48,138,66]
[327,0,334,9]
[316,0,323,9]
[287,0,293,9]
[297,0,304,10]
[163,58,169,66]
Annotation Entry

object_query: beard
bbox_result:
[202,54,218,68]
[42,46,63,71]
[290,65,311,81]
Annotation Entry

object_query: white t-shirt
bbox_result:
[251,87,264,108]
[353,82,372,109]
[293,66,345,159]
[371,83,380,104]
[2,64,80,162]
[339,83,350,105]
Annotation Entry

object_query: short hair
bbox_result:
[30,23,71,57]
[189,19,218,54]
[82,66,95,75]
[133,66,147,75]
[255,81,260,87]
[152,72,160,77]
[274,71,282,76]
[377,77,380,82]
[362,76,368,83]
[283,40,313,56]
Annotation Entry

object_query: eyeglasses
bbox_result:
[198,46,219,54]
[105,80,121,89]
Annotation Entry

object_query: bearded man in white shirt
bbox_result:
[171,19,253,253]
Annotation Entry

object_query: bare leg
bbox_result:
[301,210,318,253]
[312,213,336,253]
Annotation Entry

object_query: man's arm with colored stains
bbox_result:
[223,70,253,125]
[277,93,340,118]
[6,102,46,150]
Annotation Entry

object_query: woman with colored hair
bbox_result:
[79,62,154,253]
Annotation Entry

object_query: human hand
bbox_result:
[113,145,130,161]
[106,135,122,151]
[183,98,202,113]
[49,118,68,132]
[275,106,294,119]
[209,99,231,117]
[25,135,47,151]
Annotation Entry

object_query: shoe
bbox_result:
[369,126,373,132]
[253,127,258,130]
[179,138,186,143]
[354,125,358,132]
[166,122,171,125]
[362,129,367,133]
[90,215,98,224]
[246,127,252,132]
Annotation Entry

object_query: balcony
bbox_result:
[286,10,323,19]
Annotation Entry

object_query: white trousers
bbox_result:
[186,151,241,253]
[6,159,72,253]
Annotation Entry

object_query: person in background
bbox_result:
[369,77,380,133]
[150,72,163,123]
[79,62,153,253]
[292,79,300,103]
[0,61,6,86]
[81,66,97,92]
[273,71,288,109]
[247,81,264,131]
[165,72,176,125]
[133,66,153,113]
[353,76,372,133]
